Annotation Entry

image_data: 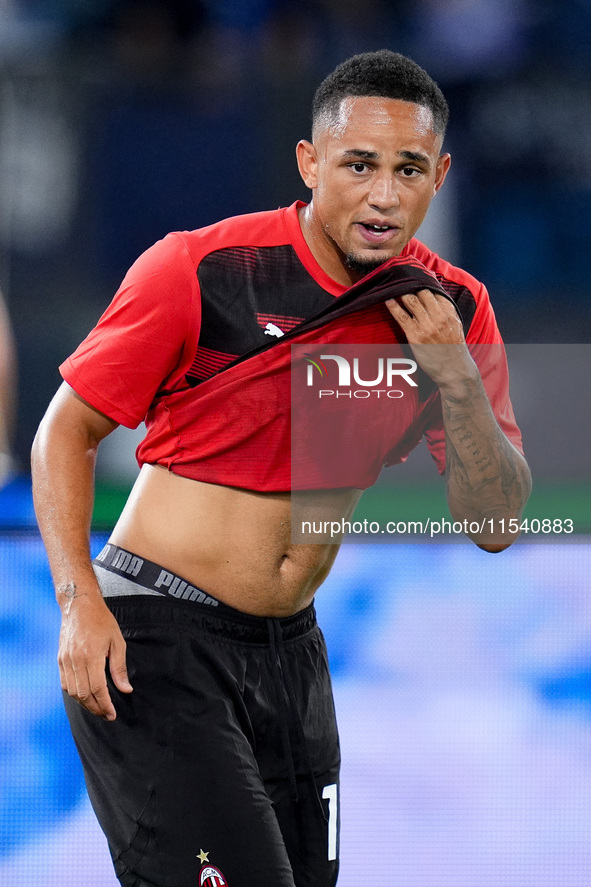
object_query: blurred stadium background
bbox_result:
[1,1,590,884]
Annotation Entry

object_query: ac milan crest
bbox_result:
[199,864,227,886]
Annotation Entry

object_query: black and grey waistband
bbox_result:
[93,543,222,608]
[93,543,318,643]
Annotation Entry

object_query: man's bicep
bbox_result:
[42,382,120,446]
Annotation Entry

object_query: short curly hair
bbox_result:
[312,50,449,139]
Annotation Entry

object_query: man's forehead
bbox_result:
[317,95,436,142]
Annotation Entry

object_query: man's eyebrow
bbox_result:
[398,150,430,165]
[341,149,379,160]
[341,148,431,165]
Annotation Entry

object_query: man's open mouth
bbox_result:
[361,223,392,232]
[356,222,398,243]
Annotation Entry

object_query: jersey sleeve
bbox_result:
[60,233,201,428]
[424,281,524,474]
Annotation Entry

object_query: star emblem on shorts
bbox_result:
[197,849,209,864]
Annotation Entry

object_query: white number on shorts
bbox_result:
[322,783,338,861]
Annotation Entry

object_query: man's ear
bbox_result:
[434,152,451,194]
[296,140,318,190]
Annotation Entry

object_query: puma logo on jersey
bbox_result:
[264,322,284,337]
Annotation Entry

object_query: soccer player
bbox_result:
[31,51,531,887]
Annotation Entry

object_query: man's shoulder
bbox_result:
[175,204,299,264]
[404,238,485,300]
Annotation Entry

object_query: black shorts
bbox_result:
[64,551,340,887]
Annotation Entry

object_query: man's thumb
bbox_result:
[109,646,133,693]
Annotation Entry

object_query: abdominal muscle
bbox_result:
[109,464,361,617]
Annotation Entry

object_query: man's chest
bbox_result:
[186,244,337,385]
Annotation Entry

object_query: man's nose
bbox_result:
[367,176,400,211]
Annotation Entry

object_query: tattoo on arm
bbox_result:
[442,385,530,513]
[57,582,79,599]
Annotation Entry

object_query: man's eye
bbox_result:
[401,167,420,177]
[351,163,367,173]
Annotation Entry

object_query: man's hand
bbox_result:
[58,589,133,721]
[385,288,472,385]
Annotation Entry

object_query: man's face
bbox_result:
[297,96,451,283]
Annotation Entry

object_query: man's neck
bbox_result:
[297,203,360,288]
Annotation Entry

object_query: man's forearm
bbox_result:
[31,385,116,609]
[439,365,532,550]
[32,419,99,609]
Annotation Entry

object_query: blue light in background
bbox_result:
[3,533,591,885]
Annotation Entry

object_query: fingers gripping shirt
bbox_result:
[60,202,523,492]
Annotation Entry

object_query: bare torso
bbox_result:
[109,464,361,617]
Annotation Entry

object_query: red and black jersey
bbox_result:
[60,201,523,491]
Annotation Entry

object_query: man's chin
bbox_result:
[344,252,390,276]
